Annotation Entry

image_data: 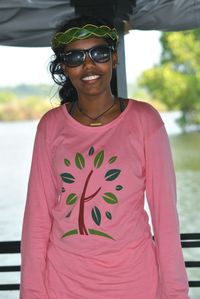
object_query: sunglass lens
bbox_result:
[62,51,84,67]
[91,46,111,63]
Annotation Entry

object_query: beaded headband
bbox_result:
[52,24,119,49]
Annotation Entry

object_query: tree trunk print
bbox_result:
[78,169,101,235]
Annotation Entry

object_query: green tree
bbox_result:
[138,30,200,131]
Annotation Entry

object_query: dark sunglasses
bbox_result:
[60,45,114,67]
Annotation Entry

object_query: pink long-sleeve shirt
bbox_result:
[20,99,189,298]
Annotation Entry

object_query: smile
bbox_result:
[82,75,100,81]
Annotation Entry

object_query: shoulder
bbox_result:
[37,105,64,131]
[128,99,162,120]
[35,105,66,142]
[128,98,164,136]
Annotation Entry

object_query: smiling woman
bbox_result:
[48,16,120,127]
[19,15,190,299]
[60,38,117,101]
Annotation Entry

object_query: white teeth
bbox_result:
[82,75,100,81]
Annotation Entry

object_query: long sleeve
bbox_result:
[145,124,190,298]
[20,120,58,299]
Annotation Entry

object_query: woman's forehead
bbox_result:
[64,37,108,51]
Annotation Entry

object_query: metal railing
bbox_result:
[0,233,200,291]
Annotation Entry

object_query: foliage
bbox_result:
[0,94,53,121]
[0,84,59,121]
[138,30,200,131]
[0,91,16,104]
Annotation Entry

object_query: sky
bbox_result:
[0,30,162,87]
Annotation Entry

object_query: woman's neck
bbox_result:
[77,92,116,116]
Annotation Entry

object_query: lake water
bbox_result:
[0,111,199,298]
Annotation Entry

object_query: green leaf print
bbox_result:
[64,159,71,166]
[105,211,112,220]
[94,150,104,168]
[88,146,94,156]
[116,185,123,191]
[61,229,78,238]
[105,169,121,181]
[92,206,101,226]
[88,229,114,240]
[60,173,75,184]
[75,153,85,169]
[66,193,78,205]
[102,192,118,204]
[108,156,117,164]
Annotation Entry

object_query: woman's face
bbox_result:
[61,37,117,98]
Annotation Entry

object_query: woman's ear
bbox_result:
[61,63,68,75]
[112,52,118,69]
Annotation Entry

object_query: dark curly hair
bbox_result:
[49,15,118,105]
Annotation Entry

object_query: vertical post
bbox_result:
[116,32,127,98]
[111,20,128,98]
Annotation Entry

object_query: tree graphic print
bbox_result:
[60,146,123,240]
